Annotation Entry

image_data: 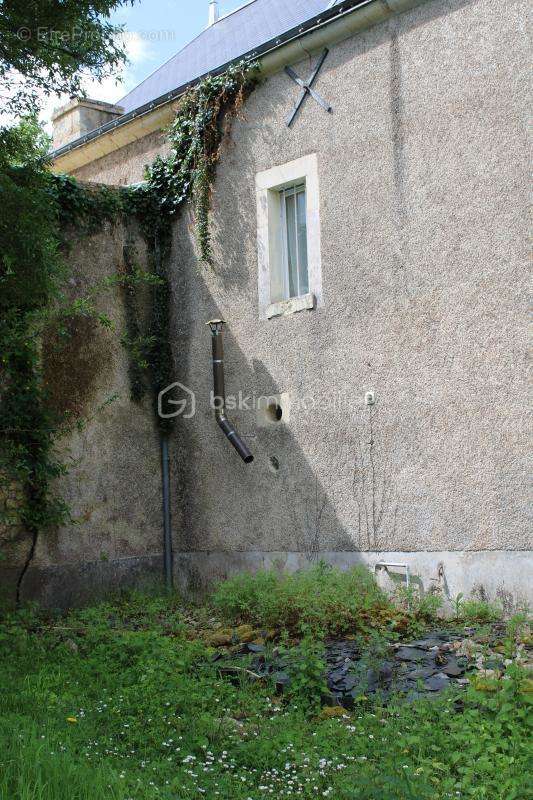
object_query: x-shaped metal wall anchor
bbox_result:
[284,48,332,127]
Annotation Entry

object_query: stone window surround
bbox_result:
[256,153,323,321]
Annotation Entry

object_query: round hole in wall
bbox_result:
[266,402,283,422]
[269,455,280,473]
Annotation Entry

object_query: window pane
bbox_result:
[296,189,309,294]
[285,191,298,298]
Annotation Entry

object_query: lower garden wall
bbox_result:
[0,220,164,607]
[0,204,530,610]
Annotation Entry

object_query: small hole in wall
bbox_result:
[269,456,280,473]
[267,402,283,422]
[257,393,289,427]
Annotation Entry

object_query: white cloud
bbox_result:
[120,30,154,65]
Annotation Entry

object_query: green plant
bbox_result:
[452,592,503,624]
[394,585,443,622]
[453,592,464,619]
[144,59,258,265]
[1,58,261,601]
[0,122,72,603]
[211,563,403,638]
[502,612,531,660]
[0,590,530,800]
[505,612,530,642]
[0,122,162,603]
[280,636,328,712]
[0,23,259,605]
[50,174,124,233]
[113,61,260,429]
[458,599,502,624]
[120,240,158,403]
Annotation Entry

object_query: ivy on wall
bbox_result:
[143,59,259,263]
[122,58,259,426]
[122,186,174,433]
[0,59,259,603]
[0,154,151,602]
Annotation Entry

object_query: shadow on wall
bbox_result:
[169,219,343,574]
[165,211,405,598]
[166,0,506,596]
[5,0,487,607]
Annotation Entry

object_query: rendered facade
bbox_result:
[2,0,529,607]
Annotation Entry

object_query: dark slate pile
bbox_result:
[325,632,469,708]
[214,630,475,708]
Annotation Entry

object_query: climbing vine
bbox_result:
[144,59,259,264]
[1,59,259,602]
[121,58,259,425]
[1,124,67,602]
[0,133,155,603]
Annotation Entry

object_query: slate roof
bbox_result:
[118,0,337,114]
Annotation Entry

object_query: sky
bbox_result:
[107,0,247,102]
[39,0,247,128]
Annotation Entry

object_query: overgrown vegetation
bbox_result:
[120,185,175,431]
[452,593,502,624]
[1,57,259,600]
[0,121,73,598]
[0,570,530,800]
[0,120,158,602]
[212,563,415,638]
[144,59,258,264]
[0,0,145,598]
[394,585,445,621]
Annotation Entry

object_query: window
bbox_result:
[279,184,309,300]
[256,154,322,320]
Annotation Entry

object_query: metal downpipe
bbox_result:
[160,434,173,589]
[207,319,254,464]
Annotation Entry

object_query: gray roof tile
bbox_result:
[118,0,333,113]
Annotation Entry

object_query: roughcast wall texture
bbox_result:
[0,222,164,606]
[164,0,530,603]
[2,0,530,607]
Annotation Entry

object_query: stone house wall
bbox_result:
[163,0,530,605]
[72,129,171,186]
[2,0,530,608]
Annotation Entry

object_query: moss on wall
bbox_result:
[43,315,114,419]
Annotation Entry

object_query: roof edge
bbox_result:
[51,0,426,173]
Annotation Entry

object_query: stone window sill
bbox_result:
[266,293,316,320]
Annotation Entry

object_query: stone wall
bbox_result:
[72,129,171,186]
[166,0,531,606]
[0,221,164,608]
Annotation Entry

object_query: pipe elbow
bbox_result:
[214,410,253,463]
[209,321,254,464]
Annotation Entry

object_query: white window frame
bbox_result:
[256,154,322,320]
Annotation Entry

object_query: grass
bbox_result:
[0,568,531,800]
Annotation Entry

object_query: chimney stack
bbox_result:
[51,98,124,150]
[208,1,219,26]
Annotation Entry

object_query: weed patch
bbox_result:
[211,563,411,638]
[0,575,531,800]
